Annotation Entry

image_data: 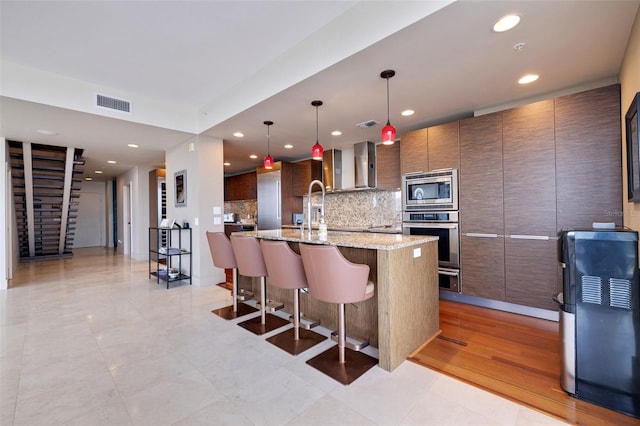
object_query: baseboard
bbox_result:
[439,290,559,322]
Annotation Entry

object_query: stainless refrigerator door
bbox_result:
[257,170,281,230]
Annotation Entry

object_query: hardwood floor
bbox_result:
[409,300,638,426]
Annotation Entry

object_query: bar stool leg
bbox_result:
[293,289,300,340]
[260,276,267,324]
[212,268,258,319]
[338,303,346,363]
[232,268,238,312]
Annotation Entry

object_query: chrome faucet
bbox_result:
[307,179,325,236]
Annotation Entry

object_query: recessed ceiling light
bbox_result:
[284,144,293,149]
[95,170,103,174]
[107,160,117,164]
[249,154,257,159]
[518,74,539,84]
[85,177,93,181]
[127,144,139,148]
[401,110,415,116]
[37,129,58,136]
[233,132,244,138]
[493,14,520,32]
[331,130,342,136]
[223,162,231,166]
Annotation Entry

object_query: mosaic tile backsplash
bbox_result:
[225,189,401,229]
[305,190,402,229]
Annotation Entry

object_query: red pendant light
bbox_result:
[380,69,396,145]
[263,120,274,169]
[311,100,323,160]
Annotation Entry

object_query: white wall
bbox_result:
[116,165,152,260]
[1,138,7,290]
[166,135,225,286]
[622,7,640,232]
[74,180,107,247]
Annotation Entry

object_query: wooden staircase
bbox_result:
[8,141,85,260]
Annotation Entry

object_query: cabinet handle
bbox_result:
[509,235,550,240]
[465,233,498,238]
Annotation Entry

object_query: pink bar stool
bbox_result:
[230,234,289,335]
[260,240,326,355]
[299,243,378,385]
[206,231,257,319]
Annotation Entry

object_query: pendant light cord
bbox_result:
[386,77,391,126]
[267,123,270,155]
[316,105,319,144]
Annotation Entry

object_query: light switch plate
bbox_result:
[413,248,421,258]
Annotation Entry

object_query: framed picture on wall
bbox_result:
[175,169,187,207]
[626,92,640,202]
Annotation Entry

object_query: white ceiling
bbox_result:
[1,0,639,179]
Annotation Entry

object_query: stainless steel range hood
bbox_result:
[354,141,376,188]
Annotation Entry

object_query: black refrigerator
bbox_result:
[558,229,640,418]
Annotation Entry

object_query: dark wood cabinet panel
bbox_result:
[428,121,460,171]
[400,128,428,175]
[460,235,505,300]
[224,171,257,201]
[459,112,504,233]
[505,238,558,310]
[376,142,401,190]
[293,160,311,196]
[503,100,556,236]
[555,84,622,230]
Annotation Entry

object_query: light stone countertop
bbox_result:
[233,228,437,250]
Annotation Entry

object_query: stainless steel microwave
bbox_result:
[402,169,458,211]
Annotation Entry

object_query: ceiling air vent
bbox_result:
[356,120,379,129]
[95,93,132,114]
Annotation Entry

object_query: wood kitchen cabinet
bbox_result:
[459,112,505,300]
[292,159,322,196]
[505,238,558,310]
[502,99,558,309]
[458,86,621,311]
[376,142,401,190]
[400,128,428,175]
[555,84,622,230]
[400,122,459,175]
[224,170,257,201]
[427,121,459,171]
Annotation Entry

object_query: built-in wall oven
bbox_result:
[402,169,460,292]
[403,211,460,292]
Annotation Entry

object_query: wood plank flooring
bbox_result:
[409,300,639,426]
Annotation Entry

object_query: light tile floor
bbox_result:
[1,248,568,426]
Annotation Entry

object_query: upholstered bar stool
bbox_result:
[260,240,326,355]
[299,243,377,385]
[206,231,257,319]
[230,234,289,335]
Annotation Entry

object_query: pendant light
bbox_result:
[311,100,323,160]
[263,120,274,169]
[380,69,396,145]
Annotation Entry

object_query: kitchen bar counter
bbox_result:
[234,228,439,371]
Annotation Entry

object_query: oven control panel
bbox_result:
[403,211,458,223]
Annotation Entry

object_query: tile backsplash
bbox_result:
[225,189,401,229]
[224,199,256,222]
[305,189,402,229]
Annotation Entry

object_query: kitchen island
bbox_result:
[233,228,439,371]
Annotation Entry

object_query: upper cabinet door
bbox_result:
[555,84,622,230]
[400,128,428,175]
[503,100,556,237]
[376,143,401,190]
[428,121,460,172]
[459,112,504,234]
